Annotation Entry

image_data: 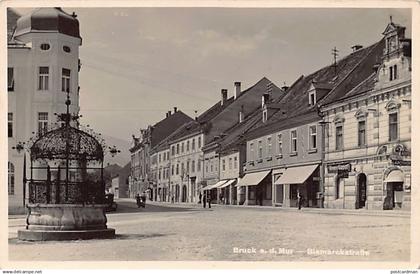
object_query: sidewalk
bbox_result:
[118,198,410,218]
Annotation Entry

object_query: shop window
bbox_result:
[265,183,272,200]
[358,120,366,146]
[389,113,398,141]
[8,162,15,195]
[8,67,14,91]
[38,67,49,90]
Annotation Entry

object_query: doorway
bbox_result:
[182,185,187,202]
[357,173,367,209]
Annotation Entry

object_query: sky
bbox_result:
[13,7,412,163]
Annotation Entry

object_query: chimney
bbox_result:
[166,112,169,118]
[351,45,363,52]
[234,82,241,99]
[221,89,228,105]
[239,105,244,123]
[262,93,270,108]
[173,107,177,113]
[168,110,172,116]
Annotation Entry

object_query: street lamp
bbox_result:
[12,141,27,206]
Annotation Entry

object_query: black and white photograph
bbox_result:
[2,0,419,270]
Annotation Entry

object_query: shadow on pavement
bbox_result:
[115,233,170,240]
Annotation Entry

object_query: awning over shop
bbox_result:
[383,170,404,183]
[274,164,318,185]
[212,180,228,189]
[202,185,213,191]
[236,170,270,187]
[218,179,237,188]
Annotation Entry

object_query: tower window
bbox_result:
[63,46,71,53]
[38,67,49,90]
[62,68,71,92]
[8,162,15,195]
[8,113,13,138]
[40,43,50,50]
[8,67,14,91]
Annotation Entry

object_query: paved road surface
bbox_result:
[8,200,410,261]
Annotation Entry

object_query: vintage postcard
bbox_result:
[1,0,419,271]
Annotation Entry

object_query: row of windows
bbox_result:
[7,67,72,92]
[205,159,218,173]
[250,125,318,159]
[158,151,170,163]
[170,160,201,176]
[221,156,238,171]
[171,136,202,156]
[158,168,170,180]
[334,113,398,150]
[8,112,49,138]
[40,43,72,53]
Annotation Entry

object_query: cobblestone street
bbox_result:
[9,200,410,261]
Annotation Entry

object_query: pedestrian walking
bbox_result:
[297,190,303,210]
[207,192,212,208]
[203,192,206,208]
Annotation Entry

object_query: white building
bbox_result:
[7,8,82,213]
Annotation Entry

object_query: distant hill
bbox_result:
[102,134,131,167]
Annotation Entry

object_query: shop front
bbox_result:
[217,179,237,205]
[236,170,272,206]
[274,164,320,208]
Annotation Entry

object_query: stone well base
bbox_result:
[18,203,115,241]
[18,228,115,241]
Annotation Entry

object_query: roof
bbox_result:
[244,40,385,140]
[7,9,20,42]
[203,77,286,147]
[14,8,81,40]
[150,110,193,148]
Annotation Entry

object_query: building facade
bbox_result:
[322,21,411,210]
[7,8,82,213]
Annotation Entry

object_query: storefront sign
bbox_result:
[392,159,411,166]
[327,163,352,173]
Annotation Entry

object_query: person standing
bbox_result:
[202,191,206,208]
[199,192,202,204]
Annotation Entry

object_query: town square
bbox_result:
[5,4,414,265]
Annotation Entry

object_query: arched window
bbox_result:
[8,162,15,195]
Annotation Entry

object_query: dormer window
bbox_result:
[262,109,268,123]
[309,90,316,106]
[389,64,398,81]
